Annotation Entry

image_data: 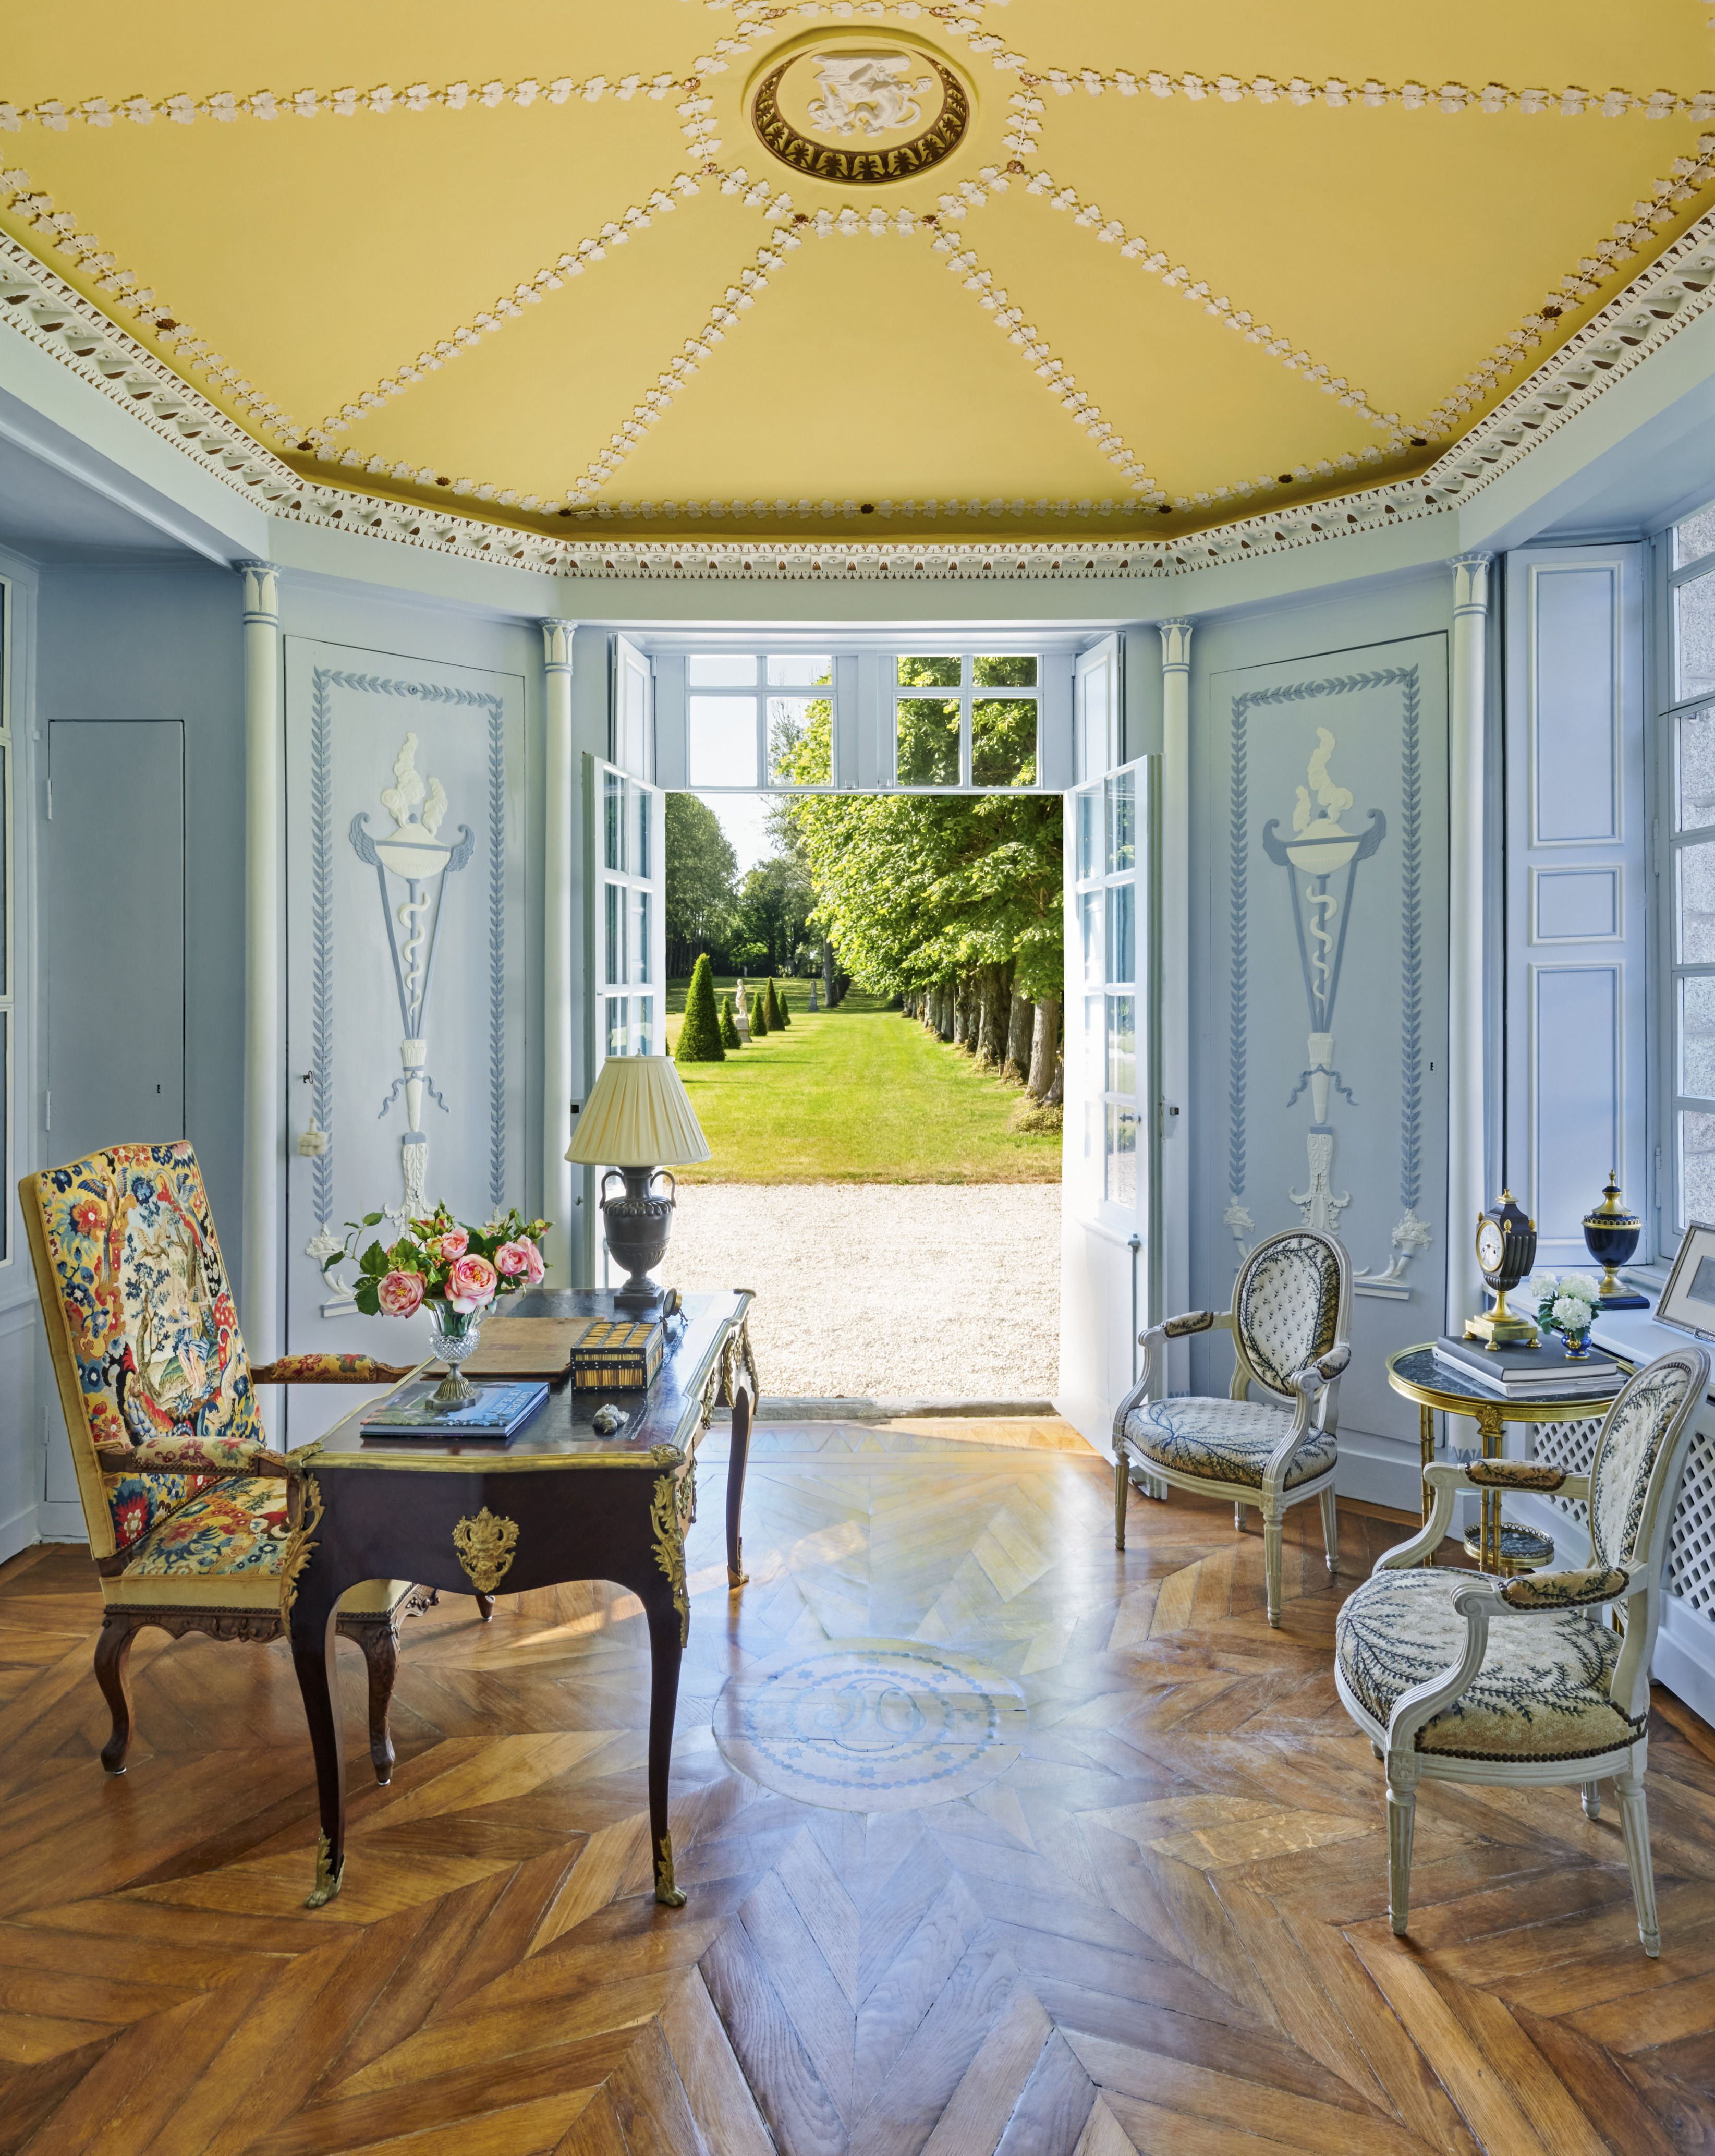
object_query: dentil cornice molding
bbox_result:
[8,202,1715,583]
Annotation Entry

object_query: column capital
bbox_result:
[541,617,576,674]
[1451,553,1493,614]
[238,559,280,624]
[1158,617,1194,671]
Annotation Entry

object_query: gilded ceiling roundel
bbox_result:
[749,33,971,185]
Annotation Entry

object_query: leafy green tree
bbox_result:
[665,793,744,976]
[735,856,814,973]
[675,954,724,1064]
[719,995,741,1050]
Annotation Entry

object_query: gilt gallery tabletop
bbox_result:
[282,1288,757,1910]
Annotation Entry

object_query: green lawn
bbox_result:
[663,978,1060,1184]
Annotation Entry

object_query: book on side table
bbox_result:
[1431,1334,1621,1400]
[359,1378,550,1440]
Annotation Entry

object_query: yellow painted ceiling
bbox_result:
[2,2,1712,544]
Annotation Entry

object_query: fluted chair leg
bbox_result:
[1319,1485,1339,1577]
[1262,1505,1284,1628]
[1581,1780,1602,1821]
[1386,1778,1416,1936]
[1615,1772,1661,1957]
[1114,1449,1127,1550]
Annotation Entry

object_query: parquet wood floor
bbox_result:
[5,1419,1715,2153]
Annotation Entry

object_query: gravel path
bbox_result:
[666,1183,1061,1401]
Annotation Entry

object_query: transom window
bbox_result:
[686,652,834,790]
[895,654,1038,790]
[1666,506,1715,1225]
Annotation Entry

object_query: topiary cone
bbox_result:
[776,983,791,1026]
[719,994,741,1050]
[764,978,784,1030]
[748,986,768,1039]
[675,953,725,1063]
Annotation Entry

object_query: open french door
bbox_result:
[1059,756,1158,1446]
[580,755,666,1279]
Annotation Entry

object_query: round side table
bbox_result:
[1385,1346,1625,1573]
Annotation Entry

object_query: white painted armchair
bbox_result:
[1334,1343,1709,1957]
[1112,1228,1353,1628]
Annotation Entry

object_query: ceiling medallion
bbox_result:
[750,32,970,185]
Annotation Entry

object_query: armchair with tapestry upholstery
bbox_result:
[20,1140,437,1782]
[1334,1343,1710,1957]
[1112,1227,1353,1628]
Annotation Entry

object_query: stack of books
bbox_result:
[360,1379,550,1440]
[1431,1335,1622,1400]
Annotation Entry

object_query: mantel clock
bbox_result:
[1467,1191,1539,1347]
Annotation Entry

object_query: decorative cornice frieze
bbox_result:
[0,229,302,504]
[0,162,304,440]
[7,190,1715,582]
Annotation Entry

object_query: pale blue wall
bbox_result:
[35,562,246,1236]
[1186,566,1455,1503]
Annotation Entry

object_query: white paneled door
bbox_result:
[1060,757,1156,1445]
[1503,547,1647,1266]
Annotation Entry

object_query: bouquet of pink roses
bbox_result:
[336,1202,550,1321]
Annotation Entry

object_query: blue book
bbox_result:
[359,1378,549,1440]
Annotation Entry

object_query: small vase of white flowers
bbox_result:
[1533,1271,1603,1358]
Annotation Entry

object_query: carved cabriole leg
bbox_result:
[94,1614,137,1773]
[289,1579,348,1910]
[1262,1503,1284,1628]
[726,1373,753,1589]
[643,1592,686,1908]
[1319,1485,1339,1577]
[1420,1406,1437,1568]
[1582,1780,1602,1821]
[1114,1444,1128,1550]
[352,1619,399,1785]
[1615,1771,1661,1956]
[1386,1775,1417,1936]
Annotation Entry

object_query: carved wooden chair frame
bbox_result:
[20,1145,448,1785]
[1112,1227,1354,1628]
[1335,1344,1709,1957]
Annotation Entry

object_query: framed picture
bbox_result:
[1657,1221,1715,1340]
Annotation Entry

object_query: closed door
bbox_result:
[44,721,185,1161]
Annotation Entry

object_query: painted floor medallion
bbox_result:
[712,1635,1027,1810]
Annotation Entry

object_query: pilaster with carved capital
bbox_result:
[1447,553,1494,1334]
[541,619,578,1279]
[240,560,285,1361]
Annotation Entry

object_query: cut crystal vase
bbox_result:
[428,1305,484,1408]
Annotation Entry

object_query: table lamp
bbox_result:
[565,1055,711,1312]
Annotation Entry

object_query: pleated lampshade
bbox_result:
[565,1055,712,1167]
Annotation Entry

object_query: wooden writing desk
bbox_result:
[284,1289,756,1910]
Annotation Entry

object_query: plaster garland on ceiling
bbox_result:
[0,161,302,438]
[1009,167,1413,452]
[10,202,1715,583]
[1002,72,1715,126]
[308,171,714,454]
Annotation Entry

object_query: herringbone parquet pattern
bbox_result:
[4,1418,1715,2153]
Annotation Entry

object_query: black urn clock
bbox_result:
[1466,1190,1539,1347]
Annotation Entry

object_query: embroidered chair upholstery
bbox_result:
[1112,1228,1353,1628]
[21,1142,428,1779]
[1334,1344,1709,1958]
